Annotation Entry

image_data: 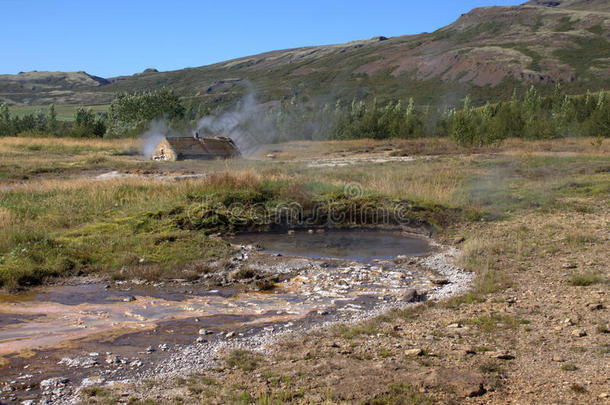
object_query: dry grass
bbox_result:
[501,137,610,155]
[0,208,13,252]
[258,137,610,161]
[9,136,606,403]
[356,162,470,205]
[0,207,11,227]
[454,205,609,298]
[0,136,137,152]
[1,135,608,289]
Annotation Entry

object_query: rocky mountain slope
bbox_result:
[527,0,610,12]
[1,0,608,107]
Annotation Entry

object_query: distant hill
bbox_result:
[1,0,608,107]
[526,0,610,12]
[0,71,111,105]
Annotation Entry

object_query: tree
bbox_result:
[108,88,185,137]
[48,104,58,132]
[587,92,609,138]
[451,97,478,146]
[75,107,95,130]
[0,103,11,136]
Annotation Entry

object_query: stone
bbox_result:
[489,350,514,360]
[599,392,608,399]
[462,346,477,355]
[198,329,213,335]
[401,289,422,303]
[105,355,120,364]
[40,377,69,392]
[587,302,604,311]
[196,337,206,343]
[571,329,587,337]
[146,346,155,353]
[552,355,565,362]
[225,331,235,338]
[405,348,424,356]
[446,322,463,329]
[431,277,450,286]
[159,343,170,351]
[123,296,136,302]
[80,376,105,387]
[453,236,465,244]
[424,369,486,398]
[58,357,98,368]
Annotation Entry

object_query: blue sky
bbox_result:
[1,0,522,77]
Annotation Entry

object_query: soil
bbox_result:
[70,211,608,404]
[0,230,468,404]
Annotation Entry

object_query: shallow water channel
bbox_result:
[229,229,431,262]
[0,229,437,401]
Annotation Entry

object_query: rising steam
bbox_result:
[195,92,275,156]
[140,91,276,158]
[140,119,176,158]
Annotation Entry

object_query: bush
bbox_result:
[107,88,185,137]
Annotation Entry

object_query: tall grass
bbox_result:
[0,136,137,153]
[1,136,607,289]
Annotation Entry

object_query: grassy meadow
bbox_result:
[8,104,110,121]
[0,136,608,290]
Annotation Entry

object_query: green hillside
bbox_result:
[0,0,608,108]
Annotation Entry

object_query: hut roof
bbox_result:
[165,137,208,155]
[163,136,239,159]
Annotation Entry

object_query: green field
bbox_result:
[8,104,110,121]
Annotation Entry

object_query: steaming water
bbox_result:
[0,230,437,395]
[229,229,431,262]
[0,230,432,355]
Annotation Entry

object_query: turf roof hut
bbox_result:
[152,136,240,161]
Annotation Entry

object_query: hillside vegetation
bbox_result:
[0,0,608,109]
[2,86,608,145]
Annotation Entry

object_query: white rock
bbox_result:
[81,376,105,387]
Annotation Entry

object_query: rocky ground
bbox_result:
[72,208,608,404]
[1,138,607,404]
[0,231,475,404]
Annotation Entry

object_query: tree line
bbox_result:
[0,104,107,138]
[0,88,184,138]
[0,85,607,144]
[329,85,609,145]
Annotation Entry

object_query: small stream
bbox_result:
[0,229,442,403]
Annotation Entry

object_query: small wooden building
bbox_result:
[152,136,240,161]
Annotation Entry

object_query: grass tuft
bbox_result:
[568,272,603,286]
[224,349,262,372]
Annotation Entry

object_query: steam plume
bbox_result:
[196,92,274,156]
